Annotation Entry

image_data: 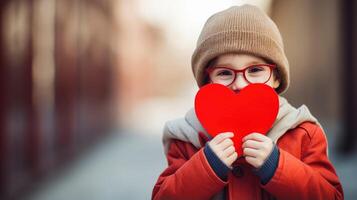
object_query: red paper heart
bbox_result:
[195,83,279,156]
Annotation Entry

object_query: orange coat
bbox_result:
[152,122,343,200]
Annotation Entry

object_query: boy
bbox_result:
[152,5,343,200]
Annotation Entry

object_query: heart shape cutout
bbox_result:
[195,83,279,156]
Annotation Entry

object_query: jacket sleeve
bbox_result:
[152,139,227,200]
[262,125,344,200]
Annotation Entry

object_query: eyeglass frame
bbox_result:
[205,63,277,86]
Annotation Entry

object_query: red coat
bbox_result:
[152,122,343,200]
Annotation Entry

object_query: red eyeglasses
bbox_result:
[206,63,276,86]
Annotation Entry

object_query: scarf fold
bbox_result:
[162,96,319,155]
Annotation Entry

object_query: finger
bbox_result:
[245,156,260,168]
[217,138,234,150]
[211,132,234,144]
[242,139,261,149]
[226,152,238,165]
[242,132,267,142]
[223,146,235,157]
[243,147,260,158]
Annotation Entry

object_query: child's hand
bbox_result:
[242,133,274,169]
[208,132,238,168]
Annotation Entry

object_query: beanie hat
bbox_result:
[191,5,290,94]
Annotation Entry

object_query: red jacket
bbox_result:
[152,122,343,200]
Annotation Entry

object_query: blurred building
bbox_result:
[0,0,117,198]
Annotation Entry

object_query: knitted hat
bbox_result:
[191,5,290,94]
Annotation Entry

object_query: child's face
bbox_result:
[207,53,280,93]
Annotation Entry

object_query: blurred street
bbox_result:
[26,130,166,200]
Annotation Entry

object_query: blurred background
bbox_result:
[0,0,356,199]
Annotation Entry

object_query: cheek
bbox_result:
[265,77,279,89]
[264,79,276,88]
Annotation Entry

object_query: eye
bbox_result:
[212,68,234,77]
[217,70,233,76]
[247,66,264,73]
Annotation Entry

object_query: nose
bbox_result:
[230,73,249,92]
